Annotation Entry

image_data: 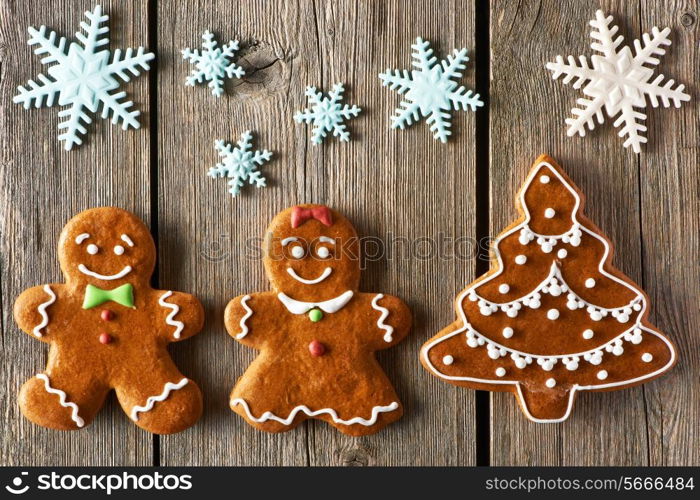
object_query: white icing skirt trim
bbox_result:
[231,398,399,426]
[130,378,189,421]
[36,373,84,428]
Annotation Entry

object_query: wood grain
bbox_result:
[0,0,152,465]
[156,0,477,466]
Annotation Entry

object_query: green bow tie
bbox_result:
[82,284,135,309]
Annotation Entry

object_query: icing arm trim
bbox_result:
[130,378,189,421]
[36,373,84,428]
[371,293,394,342]
[231,398,399,426]
[158,291,184,339]
[235,295,253,339]
[33,285,56,337]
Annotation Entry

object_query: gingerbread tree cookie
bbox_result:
[225,205,412,436]
[14,208,204,434]
[421,155,676,422]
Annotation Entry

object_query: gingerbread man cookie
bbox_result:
[14,207,204,434]
[421,155,676,422]
[225,205,411,436]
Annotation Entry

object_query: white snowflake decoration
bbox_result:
[209,131,272,197]
[378,37,483,142]
[294,84,361,145]
[182,31,245,97]
[13,5,154,151]
[546,10,690,153]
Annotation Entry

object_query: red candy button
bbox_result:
[308,340,325,357]
[99,333,113,345]
[101,309,114,321]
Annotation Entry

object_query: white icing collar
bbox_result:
[277,290,354,314]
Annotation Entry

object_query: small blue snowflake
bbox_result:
[294,83,361,145]
[209,131,272,197]
[182,31,245,97]
[13,5,154,150]
[379,37,483,142]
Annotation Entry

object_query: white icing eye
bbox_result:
[114,245,125,255]
[290,245,305,259]
[87,244,99,255]
[316,246,331,259]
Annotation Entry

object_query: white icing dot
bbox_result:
[642,353,653,363]
[316,246,330,259]
[545,378,556,388]
[582,329,594,340]
[557,248,568,259]
[540,175,550,184]
[114,245,125,255]
[87,244,99,255]
[502,327,514,339]
[442,355,454,365]
[290,245,304,259]
[515,255,527,265]
[585,278,596,288]
[597,370,608,380]
[544,208,556,218]
[546,308,560,320]
[495,367,506,377]
[498,284,510,294]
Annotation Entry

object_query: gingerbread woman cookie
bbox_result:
[225,205,411,436]
[421,155,676,422]
[14,207,204,434]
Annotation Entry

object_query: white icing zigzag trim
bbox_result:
[33,285,56,337]
[130,378,189,421]
[236,295,253,339]
[421,160,677,423]
[371,293,394,342]
[158,291,184,339]
[470,262,643,322]
[231,398,399,426]
[36,373,84,428]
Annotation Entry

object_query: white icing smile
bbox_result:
[286,266,332,285]
[78,264,132,280]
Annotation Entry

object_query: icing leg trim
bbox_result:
[33,285,56,337]
[158,291,184,339]
[130,378,189,421]
[36,373,84,428]
[231,398,399,426]
[371,293,393,342]
[236,295,253,339]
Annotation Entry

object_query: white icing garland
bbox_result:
[371,293,394,342]
[36,373,84,427]
[33,285,56,337]
[231,398,399,426]
[235,295,253,339]
[158,291,184,339]
[469,262,642,322]
[130,378,189,421]
[420,160,677,423]
[518,223,582,253]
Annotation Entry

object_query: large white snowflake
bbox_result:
[294,84,361,145]
[546,10,690,153]
[379,37,483,142]
[208,131,273,197]
[182,30,245,97]
[13,5,154,151]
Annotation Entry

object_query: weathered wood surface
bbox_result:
[0,0,697,466]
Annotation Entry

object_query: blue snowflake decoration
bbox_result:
[182,31,245,97]
[294,83,361,145]
[209,131,273,197]
[379,37,483,142]
[13,5,154,150]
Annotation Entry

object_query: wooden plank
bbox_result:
[0,0,152,465]
[157,0,477,465]
[639,0,700,466]
[489,0,653,465]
